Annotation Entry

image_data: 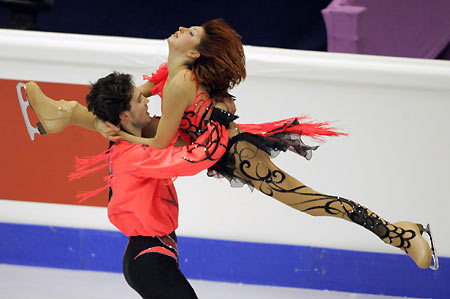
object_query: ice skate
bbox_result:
[421,224,439,270]
[17,81,76,141]
[393,221,436,270]
[16,82,41,141]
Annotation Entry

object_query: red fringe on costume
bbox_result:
[68,147,113,203]
[237,116,347,142]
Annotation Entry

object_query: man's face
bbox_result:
[126,86,151,129]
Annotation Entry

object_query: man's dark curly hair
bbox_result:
[86,72,134,125]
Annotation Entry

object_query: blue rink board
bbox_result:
[0,222,448,298]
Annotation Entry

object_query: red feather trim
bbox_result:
[143,63,168,98]
[237,116,347,142]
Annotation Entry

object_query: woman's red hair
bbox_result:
[190,19,246,99]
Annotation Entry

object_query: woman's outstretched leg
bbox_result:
[227,139,433,269]
[25,82,96,134]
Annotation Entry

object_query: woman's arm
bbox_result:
[119,71,196,148]
[137,81,156,97]
[212,95,236,114]
[126,117,185,147]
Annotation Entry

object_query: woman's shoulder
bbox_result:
[167,69,197,92]
[173,68,196,83]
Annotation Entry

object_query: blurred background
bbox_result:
[0,0,332,50]
[1,0,448,59]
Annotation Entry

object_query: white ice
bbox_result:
[0,264,419,299]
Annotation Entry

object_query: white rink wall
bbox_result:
[1,29,449,257]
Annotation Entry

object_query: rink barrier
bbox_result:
[0,222,448,298]
[2,29,450,262]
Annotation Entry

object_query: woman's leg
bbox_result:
[24,82,96,134]
[227,139,433,269]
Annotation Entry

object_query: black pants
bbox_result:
[123,233,198,299]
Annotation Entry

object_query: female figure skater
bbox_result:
[21,19,437,271]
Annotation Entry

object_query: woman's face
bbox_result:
[168,25,204,56]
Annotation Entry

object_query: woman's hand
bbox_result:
[94,117,123,141]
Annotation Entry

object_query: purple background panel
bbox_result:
[322,0,450,59]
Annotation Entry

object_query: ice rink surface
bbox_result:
[0,264,420,299]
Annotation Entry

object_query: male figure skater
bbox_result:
[83,72,198,299]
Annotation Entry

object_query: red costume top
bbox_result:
[107,142,179,237]
[143,63,215,145]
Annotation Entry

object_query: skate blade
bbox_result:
[424,224,439,270]
[16,82,46,141]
